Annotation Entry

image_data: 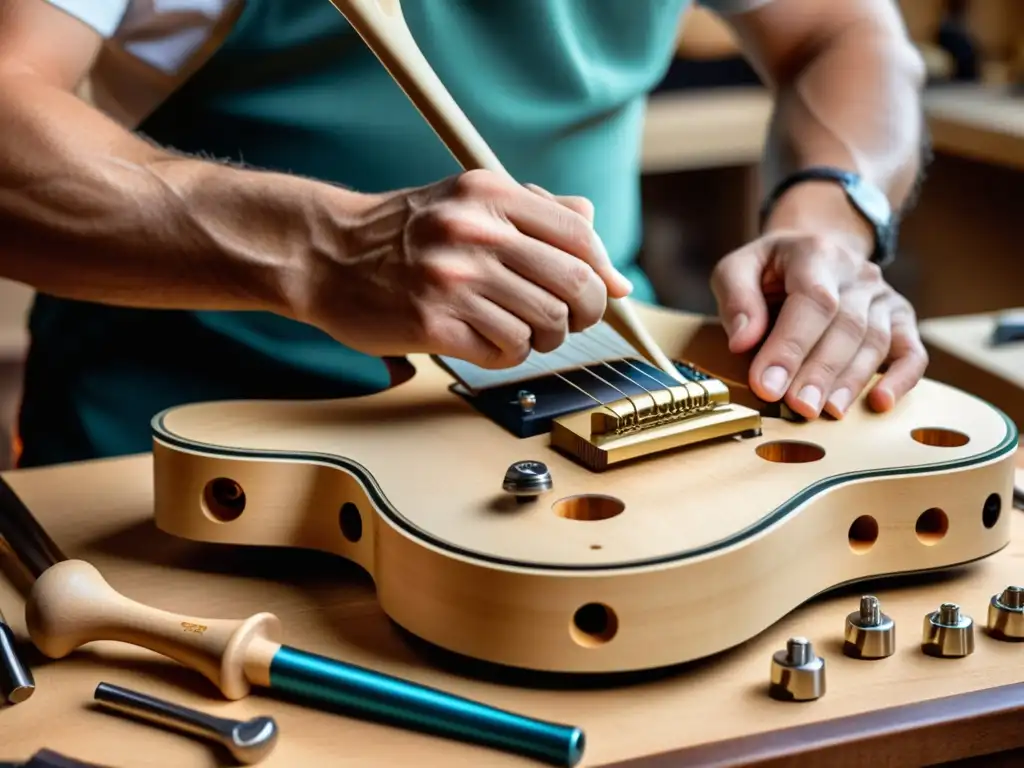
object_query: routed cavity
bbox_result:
[202,478,246,523]
[553,495,624,521]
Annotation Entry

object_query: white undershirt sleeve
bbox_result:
[41,0,130,37]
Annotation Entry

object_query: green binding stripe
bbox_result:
[151,400,1019,573]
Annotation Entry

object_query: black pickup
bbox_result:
[452,359,713,438]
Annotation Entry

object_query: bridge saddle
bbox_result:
[552,377,762,472]
[437,323,764,472]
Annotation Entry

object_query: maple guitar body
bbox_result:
[151,302,1018,674]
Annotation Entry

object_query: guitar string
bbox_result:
[504,322,683,422]
[468,320,696,421]
[517,339,643,421]
[567,323,717,411]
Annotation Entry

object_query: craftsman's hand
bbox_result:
[710,200,927,419]
[303,169,630,369]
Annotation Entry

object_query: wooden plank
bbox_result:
[604,682,1024,767]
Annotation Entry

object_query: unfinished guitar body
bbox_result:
[151,303,1018,673]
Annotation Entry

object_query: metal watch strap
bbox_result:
[758,166,890,266]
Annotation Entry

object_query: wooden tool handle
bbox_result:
[327,0,505,173]
[25,560,282,700]
[327,0,683,381]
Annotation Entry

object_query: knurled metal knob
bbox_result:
[769,637,825,701]
[502,460,553,501]
[843,595,895,660]
[922,603,974,658]
[987,586,1024,641]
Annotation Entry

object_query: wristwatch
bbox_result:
[758,166,898,268]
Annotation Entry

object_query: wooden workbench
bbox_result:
[921,310,1024,431]
[1,446,1024,767]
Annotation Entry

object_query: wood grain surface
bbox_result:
[1,452,1024,766]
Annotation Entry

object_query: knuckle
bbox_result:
[419,256,475,292]
[409,205,500,249]
[452,168,504,200]
[803,281,840,316]
[834,307,868,338]
[803,233,833,253]
[563,195,594,220]
[563,260,598,299]
[776,336,810,365]
[541,299,571,330]
[791,233,833,260]
[554,209,594,258]
[863,321,893,353]
[807,359,842,381]
[860,261,883,283]
[502,330,533,367]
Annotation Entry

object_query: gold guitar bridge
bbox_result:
[550,376,763,471]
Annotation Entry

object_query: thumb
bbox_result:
[710,247,771,353]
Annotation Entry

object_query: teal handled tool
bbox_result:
[23,559,584,767]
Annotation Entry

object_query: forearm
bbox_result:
[0,72,368,318]
[761,20,927,235]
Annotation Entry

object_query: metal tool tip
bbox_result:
[7,682,35,704]
[565,728,586,767]
[0,621,35,706]
[231,716,280,764]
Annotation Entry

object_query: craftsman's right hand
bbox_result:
[300,169,633,368]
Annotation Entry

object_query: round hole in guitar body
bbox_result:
[201,478,246,523]
[339,503,362,543]
[754,440,825,464]
[570,603,618,647]
[552,495,624,521]
[983,493,1002,529]
[911,427,970,447]
[848,515,879,554]
[916,507,949,545]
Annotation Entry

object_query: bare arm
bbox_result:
[0,0,370,318]
[707,0,929,420]
[724,0,928,244]
[0,0,628,370]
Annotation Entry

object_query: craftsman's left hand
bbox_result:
[710,227,928,420]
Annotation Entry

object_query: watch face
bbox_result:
[848,177,892,224]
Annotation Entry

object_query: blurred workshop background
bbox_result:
[1,0,1022,470]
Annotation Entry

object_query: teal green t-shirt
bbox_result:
[19,0,694,467]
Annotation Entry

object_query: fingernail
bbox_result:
[761,366,789,397]
[727,313,748,338]
[797,385,822,412]
[827,387,852,415]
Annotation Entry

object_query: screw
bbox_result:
[999,586,1024,610]
[922,603,974,658]
[843,595,895,660]
[786,637,812,666]
[860,596,881,627]
[770,637,825,701]
[938,603,961,626]
[988,586,1024,641]
[518,390,536,413]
